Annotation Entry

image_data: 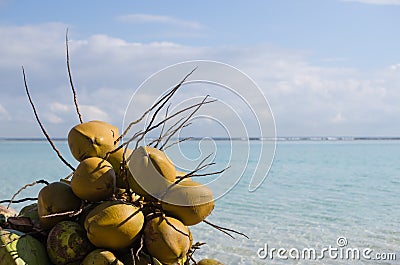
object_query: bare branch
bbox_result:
[22,66,75,171]
[162,136,192,150]
[0,197,37,204]
[7,179,48,209]
[115,67,197,144]
[203,219,249,239]
[153,104,171,148]
[117,98,215,153]
[159,95,212,150]
[66,29,83,123]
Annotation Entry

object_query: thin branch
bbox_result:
[66,28,83,123]
[6,179,49,208]
[187,165,230,178]
[153,104,171,148]
[0,197,37,204]
[162,136,192,150]
[41,201,85,218]
[159,153,214,199]
[203,219,249,239]
[163,215,190,238]
[160,95,216,150]
[159,95,211,150]
[117,98,215,153]
[22,66,75,171]
[116,67,197,144]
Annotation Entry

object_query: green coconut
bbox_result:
[68,120,119,162]
[37,182,82,229]
[0,229,51,264]
[161,180,214,226]
[46,221,93,265]
[18,203,40,225]
[144,216,192,265]
[127,146,176,198]
[71,157,116,202]
[81,249,124,265]
[197,258,225,265]
[84,200,144,250]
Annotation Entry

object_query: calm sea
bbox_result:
[0,140,399,264]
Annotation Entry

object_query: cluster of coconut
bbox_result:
[0,120,224,265]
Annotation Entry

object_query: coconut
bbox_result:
[81,249,124,265]
[0,229,51,264]
[46,221,93,265]
[84,200,144,250]
[37,182,82,229]
[18,203,39,224]
[68,120,119,162]
[71,157,116,202]
[106,147,133,189]
[144,216,192,265]
[161,180,214,226]
[47,221,93,264]
[120,252,163,265]
[197,258,225,265]
[127,146,176,198]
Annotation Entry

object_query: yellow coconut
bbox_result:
[71,157,116,202]
[81,249,124,265]
[106,147,133,189]
[127,146,176,198]
[197,258,225,265]
[161,180,214,226]
[68,120,119,162]
[176,170,192,182]
[37,182,82,229]
[84,200,144,250]
[144,216,192,265]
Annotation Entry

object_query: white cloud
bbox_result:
[43,113,63,124]
[1,23,399,137]
[342,0,400,5]
[116,14,204,30]
[80,105,109,122]
[49,102,71,112]
[0,104,11,120]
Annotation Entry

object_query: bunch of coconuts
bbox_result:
[0,120,224,265]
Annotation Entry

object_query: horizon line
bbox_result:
[1,136,400,141]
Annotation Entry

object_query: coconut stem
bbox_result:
[6,179,49,209]
[203,219,249,239]
[22,66,76,172]
[0,197,37,204]
[66,28,83,124]
[159,95,212,151]
[115,67,197,145]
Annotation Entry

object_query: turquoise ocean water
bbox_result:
[0,140,399,264]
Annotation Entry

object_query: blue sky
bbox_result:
[0,0,400,137]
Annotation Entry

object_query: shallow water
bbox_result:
[0,140,399,264]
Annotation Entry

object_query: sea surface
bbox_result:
[0,140,399,264]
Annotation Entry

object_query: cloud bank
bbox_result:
[0,23,399,137]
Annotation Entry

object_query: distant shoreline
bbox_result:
[1,136,400,142]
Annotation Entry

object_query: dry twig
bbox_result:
[6,179,48,208]
[66,29,83,124]
[22,66,75,171]
[203,219,249,239]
